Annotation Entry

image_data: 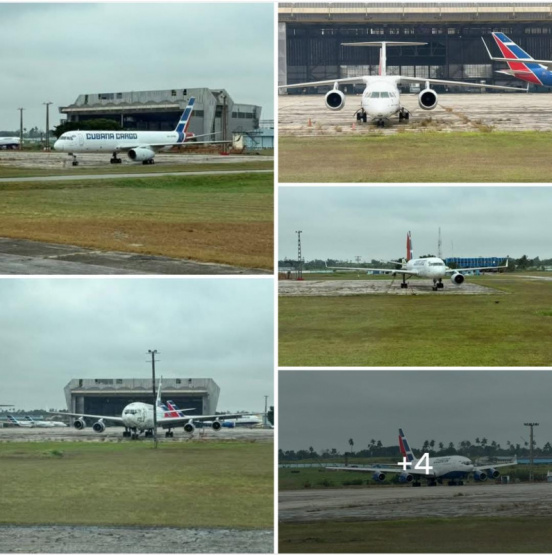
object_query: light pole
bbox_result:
[524,422,539,482]
[17,108,24,150]
[43,102,52,150]
[148,350,159,448]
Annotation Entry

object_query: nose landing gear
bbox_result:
[355,108,367,123]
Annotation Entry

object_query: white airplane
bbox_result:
[25,416,67,428]
[0,137,20,149]
[279,41,524,127]
[6,414,33,427]
[327,231,508,291]
[327,428,517,486]
[55,380,249,440]
[54,97,219,165]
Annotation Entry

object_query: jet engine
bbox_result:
[372,471,386,482]
[127,147,155,162]
[474,470,488,482]
[73,417,87,430]
[398,472,414,484]
[325,89,345,111]
[486,468,500,479]
[184,422,195,433]
[450,272,465,285]
[92,420,106,433]
[418,88,438,110]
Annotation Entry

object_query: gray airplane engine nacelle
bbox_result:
[211,420,222,431]
[418,88,438,110]
[73,417,87,430]
[92,420,106,433]
[450,272,465,285]
[127,147,155,162]
[474,470,488,482]
[486,468,500,479]
[325,89,345,111]
[372,471,386,482]
[184,422,195,433]
[398,472,414,484]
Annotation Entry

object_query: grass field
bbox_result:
[279,274,552,366]
[0,441,272,528]
[279,517,552,552]
[279,132,552,182]
[0,160,273,179]
[0,172,273,269]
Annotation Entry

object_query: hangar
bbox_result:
[64,378,219,418]
[59,87,262,139]
[278,2,552,92]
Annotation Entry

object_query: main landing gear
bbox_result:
[142,159,155,165]
[165,430,174,438]
[400,275,409,289]
[447,480,465,486]
[432,279,444,291]
[398,108,410,122]
[110,153,122,164]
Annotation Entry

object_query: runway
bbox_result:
[280,483,552,522]
[279,279,501,296]
[279,93,552,136]
[0,425,274,443]
[0,238,270,275]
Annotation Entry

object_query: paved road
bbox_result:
[0,238,271,275]
[0,169,273,183]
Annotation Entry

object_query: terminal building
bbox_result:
[64,378,219,418]
[59,87,262,139]
[279,2,552,91]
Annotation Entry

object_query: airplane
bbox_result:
[25,416,67,428]
[6,414,34,427]
[162,401,261,429]
[55,380,249,440]
[327,231,508,291]
[482,32,552,88]
[54,97,221,166]
[327,428,517,487]
[279,41,525,127]
[0,137,20,150]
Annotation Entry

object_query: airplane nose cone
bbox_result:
[53,140,62,151]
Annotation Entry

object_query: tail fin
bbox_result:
[165,400,183,418]
[398,428,417,463]
[491,33,542,84]
[406,231,413,261]
[175,97,196,142]
[155,376,163,408]
[25,416,34,422]
[7,415,18,424]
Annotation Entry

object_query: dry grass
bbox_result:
[0,173,273,269]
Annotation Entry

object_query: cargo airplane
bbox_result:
[483,32,552,87]
[55,380,248,439]
[328,232,508,291]
[279,41,524,127]
[327,428,517,486]
[54,97,220,165]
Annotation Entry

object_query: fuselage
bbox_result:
[53,130,188,154]
[120,401,193,431]
[402,257,448,279]
[426,455,474,479]
[361,78,401,121]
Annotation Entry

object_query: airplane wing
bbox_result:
[398,76,525,92]
[159,413,250,427]
[445,259,509,274]
[52,411,125,424]
[474,459,517,472]
[326,465,431,476]
[279,77,367,90]
[326,264,418,276]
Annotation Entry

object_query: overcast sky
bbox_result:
[279,186,552,261]
[0,3,273,131]
[0,278,273,412]
[279,370,552,452]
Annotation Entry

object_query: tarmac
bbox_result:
[279,279,501,296]
[0,238,270,275]
[0,425,274,443]
[278,92,552,135]
[279,482,552,522]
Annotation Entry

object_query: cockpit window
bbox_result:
[370,92,381,98]
[380,92,390,98]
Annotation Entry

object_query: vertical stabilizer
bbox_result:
[155,376,163,408]
[379,43,387,76]
[398,428,417,463]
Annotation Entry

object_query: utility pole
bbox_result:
[524,422,539,482]
[148,349,159,449]
[17,108,24,150]
[296,230,303,280]
[43,102,52,150]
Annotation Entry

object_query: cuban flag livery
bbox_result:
[489,32,552,87]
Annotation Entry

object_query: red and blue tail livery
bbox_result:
[484,32,552,87]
